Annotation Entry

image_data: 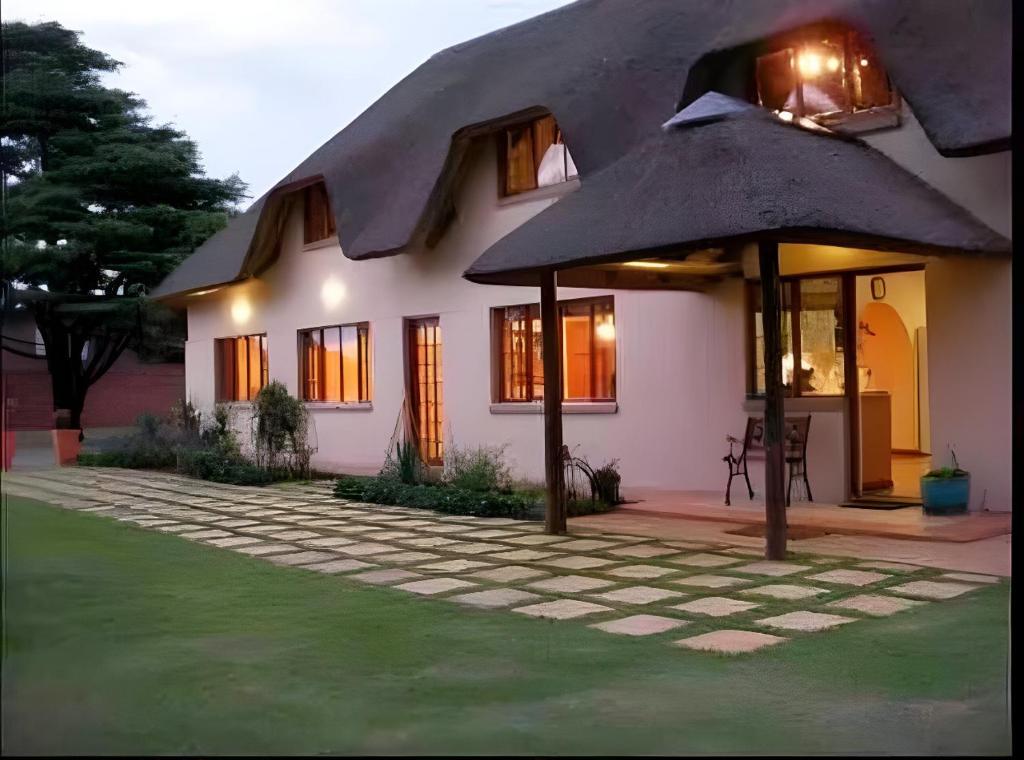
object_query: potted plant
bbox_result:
[920,450,970,515]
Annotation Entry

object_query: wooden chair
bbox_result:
[723,417,764,506]
[784,415,812,506]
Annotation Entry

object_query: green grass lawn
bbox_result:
[1,495,1011,756]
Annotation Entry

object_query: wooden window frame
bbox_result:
[303,182,337,246]
[496,114,577,198]
[215,334,268,402]
[492,295,615,403]
[297,322,372,403]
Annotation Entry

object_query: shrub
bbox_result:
[443,443,513,493]
[251,381,314,477]
[379,439,425,485]
[335,475,538,519]
[77,447,176,470]
[590,459,622,505]
[176,447,274,486]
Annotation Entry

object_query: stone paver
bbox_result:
[604,564,678,580]
[590,586,684,605]
[181,529,233,540]
[671,597,760,617]
[608,544,680,559]
[675,630,787,654]
[469,565,551,583]
[351,569,424,585]
[395,577,477,596]
[669,553,742,568]
[445,542,504,555]
[732,561,813,577]
[941,572,1000,584]
[268,530,324,541]
[527,575,616,593]
[335,542,399,557]
[302,559,377,574]
[827,594,927,617]
[417,559,494,574]
[806,569,891,587]
[450,588,543,609]
[756,611,857,632]
[266,550,338,566]
[540,555,619,570]
[372,551,441,565]
[512,599,613,620]
[364,531,418,541]
[214,519,261,528]
[300,536,356,548]
[739,584,828,601]
[856,561,921,572]
[461,529,523,540]
[502,534,571,546]
[488,549,564,562]
[554,539,622,551]
[401,536,460,548]
[672,574,749,589]
[888,580,981,600]
[234,543,300,556]
[590,615,689,636]
[207,536,262,548]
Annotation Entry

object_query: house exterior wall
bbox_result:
[182,101,1011,511]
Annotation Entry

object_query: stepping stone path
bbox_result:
[590,615,689,636]
[4,468,997,660]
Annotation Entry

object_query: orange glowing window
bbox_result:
[215,334,268,402]
[298,323,371,403]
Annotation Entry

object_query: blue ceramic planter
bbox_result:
[920,474,970,515]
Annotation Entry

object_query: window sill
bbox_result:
[489,401,617,415]
[304,401,373,412]
[743,396,846,413]
[818,105,901,136]
[301,237,338,252]
[498,178,580,207]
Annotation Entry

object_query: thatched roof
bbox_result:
[152,0,1011,299]
[464,107,1011,287]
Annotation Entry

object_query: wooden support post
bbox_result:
[540,269,566,534]
[759,240,788,560]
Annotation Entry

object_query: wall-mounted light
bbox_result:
[798,51,822,78]
[623,260,670,269]
[230,297,252,325]
[320,276,346,309]
[596,321,616,342]
[189,287,222,297]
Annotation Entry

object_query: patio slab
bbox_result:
[334,542,399,557]
[540,555,619,570]
[445,542,505,555]
[671,597,760,617]
[351,569,424,586]
[827,594,928,616]
[400,536,460,548]
[674,629,788,654]
[806,569,891,587]
[671,574,749,589]
[301,559,377,574]
[590,586,685,605]
[604,564,679,580]
[417,559,495,574]
[300,536,357,548]
[268,551,339,567]
[395,577,477,596]
[887,580,981,600]
[554,539,623,551]
[449,588,543,609]
[527,575,616,593]
[501,534,572,546]
[608,544,680,559]
[468,565,551,583]
[739,584,828,600]
[512,599,613,620]
[488,549,564,562]
[756,611,857,632]
[590,615,689,636]
[941,572,1000,584]
[669,553,743,568]
[372,551,441,565]
[234,543,301,556]
[207,536,263,548]
[731,561,813,577]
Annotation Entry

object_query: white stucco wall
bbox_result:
[182,102,1010,511]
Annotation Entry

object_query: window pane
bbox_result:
[797,278,845,396]
[593,300,616,400]
[849,32,892,110]
[301,330,321,400]
[340,325,358,402]
[322,327,341,402]
[216,339,236,402]
[505,126,536,195]
[260,336,269,390]
[304,184,336,245]
[796,36,850,117]
[530,306,544,401]
[358,324,372,402]
[752,283,795,396]
[234,337,248,401]
[501,306,529,401]
[246,336,262,400]
[756,47,797,112]
[561,302,593,400]
[533,116,566,187]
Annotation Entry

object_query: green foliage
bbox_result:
[335,476,539,519]
[924,448,969,479]
[1,20,247,425]
[175,448,273,486]
[380,439,425,485]
[251,381,313,477]
[566,498,617,517]
[590,459,622,505]
[443,443,513,493]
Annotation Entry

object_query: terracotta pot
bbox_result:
[51,429,82,466]
[2,431,15,471]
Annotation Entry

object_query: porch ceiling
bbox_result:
[463,110,1011,290]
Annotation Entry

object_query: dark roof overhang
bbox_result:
[463,108,1011,289]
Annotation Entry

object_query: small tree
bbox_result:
[250,381,314,478]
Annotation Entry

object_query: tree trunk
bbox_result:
[759,240,788,560]
[540,269,566,534]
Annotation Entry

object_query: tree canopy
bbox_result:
[1,20,248,428]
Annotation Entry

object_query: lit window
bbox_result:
[298,323,371,403]
[493,296,615,402]
[215,334,268,402]
[755,26,895,125]
[500,114,579,197]
[303,183,336,245]
[749,278,845,398]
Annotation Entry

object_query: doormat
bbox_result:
[839,500,920,511]
[725,524,831,540]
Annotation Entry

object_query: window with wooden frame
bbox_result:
[747,277,846,398]
[492,296,615,402]
[754,24,897,128]
[298,323,372,403]
[215,334,269,402]
[498,114,579,197]
[303,182,337,245]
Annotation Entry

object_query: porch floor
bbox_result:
[616,488,1011,543]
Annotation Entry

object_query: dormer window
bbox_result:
[754,25,897,131]
[499,115,579,197]
[303,182,336,245]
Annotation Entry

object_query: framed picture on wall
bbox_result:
[870,277,886,300]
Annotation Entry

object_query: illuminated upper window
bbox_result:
[754,25,897,129]
[499,115,579,197]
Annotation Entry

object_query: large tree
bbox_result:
[1,21,247,431]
